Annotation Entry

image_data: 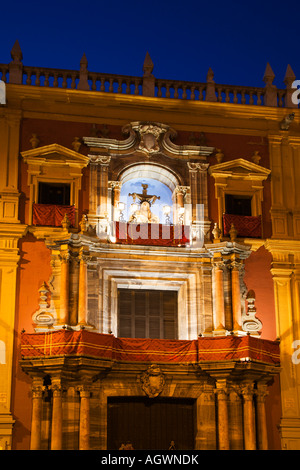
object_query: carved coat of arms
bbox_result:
[139,364,166,398]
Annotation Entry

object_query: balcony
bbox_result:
[223,213,262,238]
[32,203,75,228]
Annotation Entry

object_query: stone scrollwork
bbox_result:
[139,364,166,398]
[242,289,262,335]
[32,281,56,330]
[132,122,168,156]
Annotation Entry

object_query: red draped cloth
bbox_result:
[115,222,190,246]
[223,213,262,238]
[32,204,75,227]
[21,330,280,365]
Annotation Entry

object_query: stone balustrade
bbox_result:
[0,40,298,108]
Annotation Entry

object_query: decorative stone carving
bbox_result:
[212,223,222,242]
[32,282,56,330]
[215,149,224,163]
[139,364,166,398]
[83,122,214,160]
[242,290,262,334]
[252,150,261,165]
[30,133,40,149]
[72,137,82,152]
[134,123,167,156]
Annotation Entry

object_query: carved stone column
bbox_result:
[174,186,188,224]
[77,385,91,450]
[213,260,226,334]
[58,250,70,326]
[50,379,64,450]
[88,155,111,230]
[98,156,111,218]
[109,181,123,221]
[228,385,243,450]
[256,384,269,450]
[241,383,256,450]
[215,380,230,450]
[30,378,44,450]
[231,260,242,332]
[78,249,90,327]
[89,160,98,216]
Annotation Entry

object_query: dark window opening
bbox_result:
[225,194,252,216]
[38,182,70,206]
[118,289,177,339]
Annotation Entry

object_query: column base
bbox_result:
[279,418,300,450]
[212,329,227,336]
[0,412,15,450]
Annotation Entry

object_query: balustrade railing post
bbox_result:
[142,52,155,97]
[263,63,277,107]
[9,40,23,84]
[78,53,90,91]
[284,64,298,108]
[205,67,217,102]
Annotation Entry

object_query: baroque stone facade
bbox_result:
[0,42,299,450]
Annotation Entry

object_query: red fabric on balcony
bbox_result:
[223,213,262,238]
[20,330,280,365]
[32,204,75,227]
[115,222,190,246]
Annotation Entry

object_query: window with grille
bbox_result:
[118,289,178,339]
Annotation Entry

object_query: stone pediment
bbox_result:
[21,143,90,169]
[209,158,271,181]
[83,121,214,160]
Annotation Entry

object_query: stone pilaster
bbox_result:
[212,260,226,335]
[215,380,230,450]
[30,378,44,450]
[58,249,70,326]
[195,384,216,449]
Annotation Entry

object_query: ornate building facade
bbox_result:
[0,41,299,450]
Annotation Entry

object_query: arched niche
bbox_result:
[112,163,188,224]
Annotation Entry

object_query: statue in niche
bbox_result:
[128,184,160,224]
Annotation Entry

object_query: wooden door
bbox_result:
[107,397,195,450]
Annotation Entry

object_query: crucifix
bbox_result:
[129,184,160,206]
[128,184,160,223]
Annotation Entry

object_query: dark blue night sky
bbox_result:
[1,0,299,89]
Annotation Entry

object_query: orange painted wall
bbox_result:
[12,233,52,449]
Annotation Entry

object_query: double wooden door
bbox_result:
[107,397,195,450]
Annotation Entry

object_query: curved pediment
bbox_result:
[83,121,214,160]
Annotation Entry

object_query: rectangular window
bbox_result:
[225,194,252,216]
[118,289,177,339]
[38,182,71,206]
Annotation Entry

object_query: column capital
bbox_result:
[76,384,91,398]
[31,384,45,399]
[59,250,70,263]
[89,154,111,166]
[255,384,269,402]
[240,382,255,400]
[214,379,228,397]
